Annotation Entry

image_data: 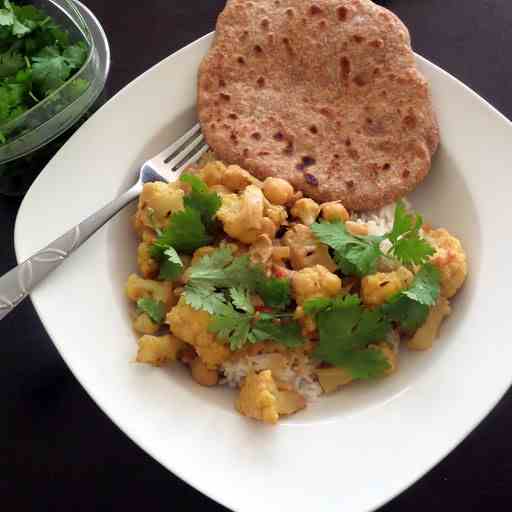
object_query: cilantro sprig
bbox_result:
[184,247,301,350]
[185,247,291,309]
[382,263,440,332]
[311,201,435,277]
[304,264,441,378]
[305,295,391,379]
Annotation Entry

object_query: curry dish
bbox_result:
[125,154,467,424]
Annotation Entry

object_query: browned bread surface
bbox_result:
[198,0,439,211]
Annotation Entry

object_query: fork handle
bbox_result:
[0,183,142,321]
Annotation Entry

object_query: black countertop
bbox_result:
[3,1,512,510]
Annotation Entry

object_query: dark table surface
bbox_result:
[3,1,512,510]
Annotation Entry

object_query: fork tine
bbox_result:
[166,132,205,170]
[153,123,202,164]
[174,142,210,173]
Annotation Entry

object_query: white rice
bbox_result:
[221,353,323,402]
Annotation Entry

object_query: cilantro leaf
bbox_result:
[335,348,391,380]
[151,207,213,257]
[32,45,71,95]
[180,174,222,228]
[187,248,291,308]
[250,318,304,348]
[62,42,88,68]
[183,283,230,316]
[137,298,166,324]
[255,276,291,309]
[311,221,383,277]
[306,294,391,378]
[382,295,429,333]
[158,247,183,281]
[186,247,234,284]
[0,49,24,78]
[303,296,338,316]
[386,201,435,265]
[402,264,440,306]
[209,308,252,350]
[209,309,304,350]
[229,287,255,314]
[381,263,440,332]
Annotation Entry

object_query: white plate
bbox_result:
[14,32,512,512]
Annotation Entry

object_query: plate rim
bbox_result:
[14,31,512,512]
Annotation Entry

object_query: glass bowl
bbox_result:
[0,0,110,196]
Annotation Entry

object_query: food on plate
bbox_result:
[197,0,439,211]
[125,157,467,424]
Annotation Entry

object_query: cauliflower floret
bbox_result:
[236,370,279,424]
[199,160,226,186]
[264,200,288,228]
[361,267,414,306]
[217,185,268,243]
[424,227,467,298]
[125,274,174,308]
[408,296,451,350]
[292,264,342,305]
[135,182,184,230]
[283,224,336,271]
[291,198,320,225]
[137,242,159,279]
[222,164,257,191]
[249,234,273,266]
[166,299,230,368]
[136,334,183,366]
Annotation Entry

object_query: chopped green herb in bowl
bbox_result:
[0,0,109,196]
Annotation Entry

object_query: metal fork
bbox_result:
[0,123,208,321]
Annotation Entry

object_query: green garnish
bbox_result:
[304,294,391,379]
[158,247,183,281]
[137,298,166,324]
[382,263,440,332]
[311,201,435,277]
[184,247,301,350]
[0,1,90,143]
[150,175,222,259]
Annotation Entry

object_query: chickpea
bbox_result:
[263,177,294,205]
[321,201,349,222]
[190,358,219,386]
[222,165,254,191]
[291,198,320,225]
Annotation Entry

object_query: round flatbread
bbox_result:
[197,0,439,211]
